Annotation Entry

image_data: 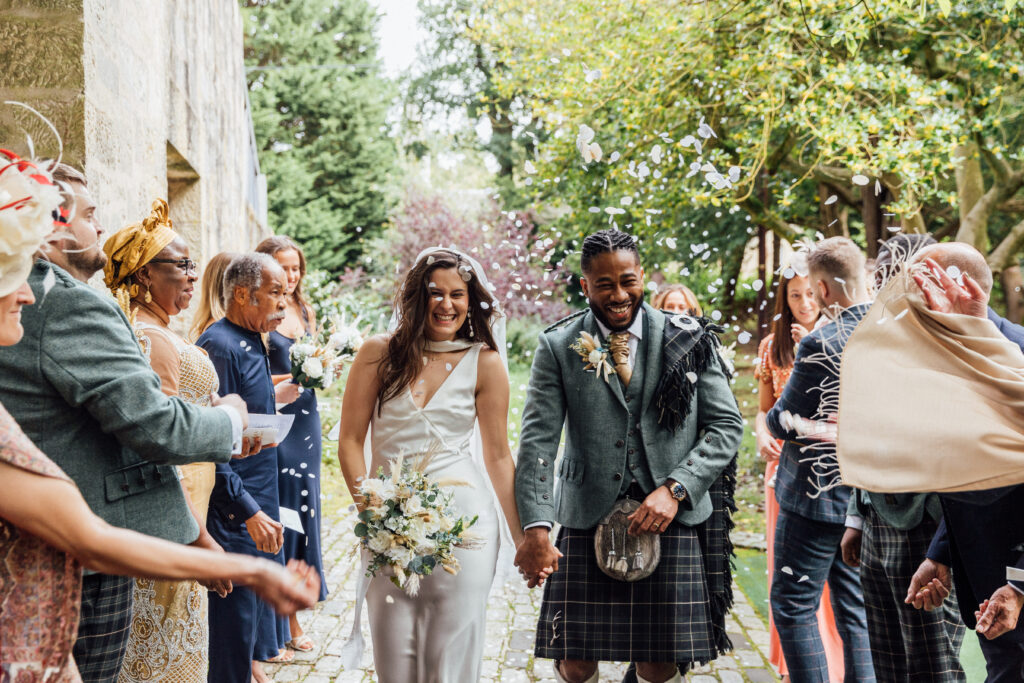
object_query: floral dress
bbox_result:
[0,403,83,683]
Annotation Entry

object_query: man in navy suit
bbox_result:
[907,243,1024,682]
[767,237,875,683]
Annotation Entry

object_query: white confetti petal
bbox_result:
[824,195,838,205]
[781,566,794,575]
[852,174,870,186]
[686,372,698,383]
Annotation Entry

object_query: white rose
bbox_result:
[301,356,324,379]
[386,544,414,568]
[403,495,424,515]
[367,530,392,554]
[587,349,604,365]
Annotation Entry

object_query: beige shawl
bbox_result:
[838,272,1024,492]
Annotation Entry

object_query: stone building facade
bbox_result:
[1,0,268,294]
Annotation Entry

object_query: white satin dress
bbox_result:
[366,344,500,682]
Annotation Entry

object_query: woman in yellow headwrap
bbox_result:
[103,199,223,683]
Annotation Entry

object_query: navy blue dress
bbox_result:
[268,329,329,600]
[197,318,287,681]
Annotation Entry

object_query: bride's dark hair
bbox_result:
[377,250,499,409]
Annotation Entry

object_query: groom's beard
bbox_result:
[588,297,643,332]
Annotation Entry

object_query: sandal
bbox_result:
[286,634,316,652]
[263,648,294,663]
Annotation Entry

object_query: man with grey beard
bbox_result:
[196,253,291,683]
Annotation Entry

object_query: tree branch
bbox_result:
[989,216,1024,275]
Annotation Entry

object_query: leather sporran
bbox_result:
[593,498,661,581]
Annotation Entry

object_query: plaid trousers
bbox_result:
[860,508,966,682]
[73,573,135,683]
[771,509,875,683]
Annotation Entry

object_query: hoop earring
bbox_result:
[144,287,152,304]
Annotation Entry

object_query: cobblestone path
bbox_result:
[266,507,779,682]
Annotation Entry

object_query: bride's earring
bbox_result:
[467,308,474,337]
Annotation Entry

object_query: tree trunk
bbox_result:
[1002,266,1024,324]
[757,223,769,341]
[954,142,988,251]
[861,184,883,258]
[820,182,845,237]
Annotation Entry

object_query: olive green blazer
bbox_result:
[515,303,744,529]
[0,261,234,545]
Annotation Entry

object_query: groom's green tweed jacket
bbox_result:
[0,261,234,545]
[516,303,744,529]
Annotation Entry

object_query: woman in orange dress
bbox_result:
[755,261,844,683]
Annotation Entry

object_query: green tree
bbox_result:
[243,0,396,273]
[403,0,544,202]
[479,0,1024,272]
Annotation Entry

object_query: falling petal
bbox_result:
[686,372,698,383]
[852,174,869,186]
[824,195,838,206]
[781,566,794,575]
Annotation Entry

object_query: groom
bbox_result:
[515,229,744,683]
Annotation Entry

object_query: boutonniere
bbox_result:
[718,341,736,374]
[570,331,616,383]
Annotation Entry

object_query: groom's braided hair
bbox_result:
[580,229,639,273]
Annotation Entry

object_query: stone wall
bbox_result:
[1,0,268,332]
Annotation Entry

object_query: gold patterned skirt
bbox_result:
[117,463,215,683]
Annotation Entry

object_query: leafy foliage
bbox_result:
[478,0,1024,269]
[243,0,397,274]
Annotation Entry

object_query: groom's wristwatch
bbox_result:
[666,479,688,502]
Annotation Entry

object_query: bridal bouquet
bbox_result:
[354,452,479,596]
[288,334,343,390]
[289,316,365,390]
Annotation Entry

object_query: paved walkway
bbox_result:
[266,506,779,682]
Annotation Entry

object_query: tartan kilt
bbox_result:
[534,521,714,663]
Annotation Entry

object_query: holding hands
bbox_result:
[514,527,561,588]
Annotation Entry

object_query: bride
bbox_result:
[337,247,524,682]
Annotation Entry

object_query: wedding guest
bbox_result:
[651,282,702,315]
[755,256,844,683]
[0,153,319,683]
[0,161,255,683]
[906,243,1024,680]
[840,234,966,682]
[515,230,744,683]
[190,251,238,341]
[197,253,292,683]
[102,200,231,683]
[766,237,875,683]
[256,236,329,655]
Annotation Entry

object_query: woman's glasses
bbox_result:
[150,258,198,274]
